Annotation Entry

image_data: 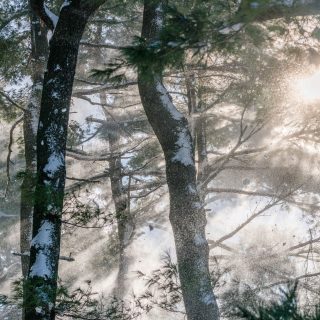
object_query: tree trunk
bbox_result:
[185,71,208,184]
[195,114,208,184]
[20,9,48,280]
[108,131,133,298]
[100,93,135,298]
[25,4,93,319]
[138,1,219,319]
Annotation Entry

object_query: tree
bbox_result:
[136,1,220,319]
[2,0,320,319]
[20,8,48,280]
[24,1,109,319]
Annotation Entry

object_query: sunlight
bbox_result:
[294,70,320,103]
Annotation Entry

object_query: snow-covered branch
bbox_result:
[30,0,58,31]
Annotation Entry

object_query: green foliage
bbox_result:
[235,284,320,320]
[122,35,185,75]
[311,27,320,41]
[56,282,141,319]
[13,278,140,319]
[122,3,229,73]
[245,24,267,46]
[235,0,286,24]
[0,37,27,82]
[63,191,115,228]
[128,141,161,170]
[0,2,29,84]
[97,0,298,77]
[67,120,85,149]
[267,24,287,36]
[12,277,58,315]
[91,60,128,85]
[0,294,8,305]
[136,251,183,314]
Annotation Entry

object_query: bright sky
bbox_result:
[294,69,320,103]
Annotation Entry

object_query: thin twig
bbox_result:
[0,91,26,112]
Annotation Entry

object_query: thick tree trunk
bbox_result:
[24,4,92,320]
[20,9,48,280]
[138,2,219,319]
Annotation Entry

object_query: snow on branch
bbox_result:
[30,0,58,32]
[12,251,74,262]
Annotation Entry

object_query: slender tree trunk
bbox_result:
[24,3,95,319]
[185,72,208,184]
[20,9,48,280]
[138,1,219,319]
[195,114,208,184]
[108,131,133,298]
[94,20,135,295]
[186,72,197,144]
[99,93,134,298]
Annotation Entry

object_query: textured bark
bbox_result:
[20,8,48,280]
[25,2,102,319]
[138,1,219,319]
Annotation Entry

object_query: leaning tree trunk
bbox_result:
[138,1,219,319]
[24,1,105,319]
[20,9,48,280]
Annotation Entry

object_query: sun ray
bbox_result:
[294,70,320,103]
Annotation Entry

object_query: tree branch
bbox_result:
[0,91,26,112]
[30,0,57,31]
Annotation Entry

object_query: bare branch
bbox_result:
[205,188,320,211]
[12,251,74,262]
[0,90,26,112]
[288,236,320,252]
[209,198,284,250]
[80,41,126,50]
[73,81,137,97]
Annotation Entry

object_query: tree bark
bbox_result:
[24,2,104,319]
[138,1,219,319]
[20,8,48,280]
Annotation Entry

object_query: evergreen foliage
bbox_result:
[235,284,320,320]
